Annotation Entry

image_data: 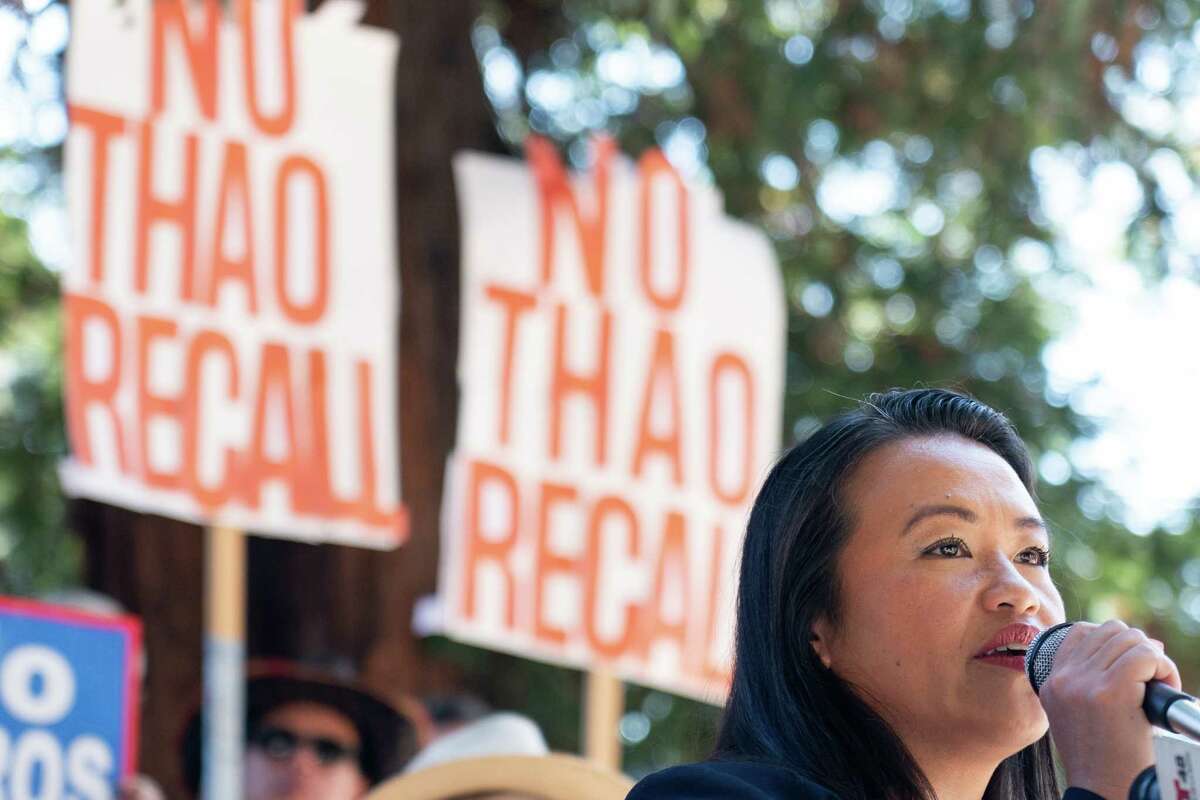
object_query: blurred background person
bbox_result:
[181,662,417,800]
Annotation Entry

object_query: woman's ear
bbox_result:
[809,617,834,669]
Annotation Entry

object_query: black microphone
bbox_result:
[1025,621,1200,742]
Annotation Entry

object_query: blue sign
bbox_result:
[0,596,141,799]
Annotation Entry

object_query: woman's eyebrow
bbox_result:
[1016,516,1048,531]
[902,504,976,535]
[901,504,1048,535]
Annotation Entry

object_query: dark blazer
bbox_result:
[626,761,837,799]
[625,760,1110,800]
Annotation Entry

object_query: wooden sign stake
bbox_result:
[202,525,247,800]
[583,669,624,771]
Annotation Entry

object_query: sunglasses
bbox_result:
[249,726,361,766]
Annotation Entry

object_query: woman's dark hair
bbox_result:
[713,388,1059,800]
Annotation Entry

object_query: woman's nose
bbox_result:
[981,559,1041,615]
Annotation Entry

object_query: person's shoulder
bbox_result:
[625,759,840,799]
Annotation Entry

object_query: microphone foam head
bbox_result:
[1025,622,1074,693]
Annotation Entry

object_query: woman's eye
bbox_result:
[926,538,968,558]
[1016,547,1051,567]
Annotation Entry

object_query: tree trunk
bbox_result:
[74,2,499,793]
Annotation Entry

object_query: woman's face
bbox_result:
[810,434,1065,762]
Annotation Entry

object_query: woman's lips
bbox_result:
[971,622,1039,674]
[974,622,1040,657]
[975,653,1027,673]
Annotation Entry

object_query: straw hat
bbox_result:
[367,753,634,800]
[403,712,548,774]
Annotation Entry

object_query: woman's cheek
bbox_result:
[1037,576,1066,624]
[868,572,944,651]
[885,568,971,639]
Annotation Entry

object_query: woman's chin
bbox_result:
[967,694,1049,752]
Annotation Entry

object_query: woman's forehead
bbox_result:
[843,435,1036,516]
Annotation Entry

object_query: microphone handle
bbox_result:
[1127,765,1157,800]
[1128,690,1200,800]
[1144,680,1200,741]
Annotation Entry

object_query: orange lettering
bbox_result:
[639,511,688,662]
[207,141,258,312]
[274,156,329,323]
[350,360,398,528]
[63,294,128,471]
[549,304,611,465]
[701,524,732,684]
[584,496,641,659]
[136,315,182,489]
[483,284,537,445]
[460,459,520,629]
[181,330,240,509]
[238,0,297,135]
[298,352,407,541]
[708,353,755,505]
[534,482,579,646]
[631,329,683,485]
[150,0,219,119]
[299,348,335,517]
[242,342,300,508]
[67,105,125,285]
[637,149,690,312]
[135,121,199,300]
[525,135,615,298]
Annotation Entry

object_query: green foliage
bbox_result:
[0,209,78,593]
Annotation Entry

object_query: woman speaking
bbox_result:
[627,389,1181,800]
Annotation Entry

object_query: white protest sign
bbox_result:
[440,138,785,702]
[61,0,405,547]
[1155,730,1200,800]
